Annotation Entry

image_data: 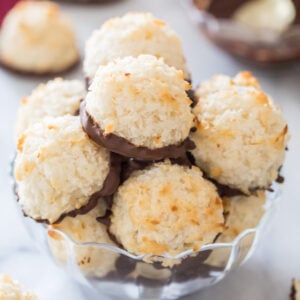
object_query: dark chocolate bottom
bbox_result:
[80,101,195,160]
[0,56,80,78]
[185,78,197,107]
[120,155,192,183]
[187,152,285,197]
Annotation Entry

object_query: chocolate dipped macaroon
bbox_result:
[190,72,289,194]
[14,115,120,224]
[0,1,79,75]
[81,55,195,160]
[84,12,190,86]
[110,161,224,257]
[15,78,86,140]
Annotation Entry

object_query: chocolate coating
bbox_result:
[187,151,244,197]
[121,155,192,183]
[0,57,80,78]
[213,180,246,198]
[96,209,122,247]
[96,153,121,197]
[121,159,152,183]
[115,255,137,277]
[185,79,197,107]
[80,102,195,160]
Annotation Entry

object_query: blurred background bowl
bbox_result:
[184,0,300,63]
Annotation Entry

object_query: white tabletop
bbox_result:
[0,0,299,299]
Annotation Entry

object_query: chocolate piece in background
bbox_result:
[80,101,195,160]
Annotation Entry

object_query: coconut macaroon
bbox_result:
[48,201,118,278]
[217,191,266,243]
[14,115,119,224]
[15,78,85,139]
[0,274,36,300]
[191,75,288,194]
[82,55,194,160]
[0,1,79,74]
[110,162,224,256]
[84,12,189,84]
[196,71,261,100]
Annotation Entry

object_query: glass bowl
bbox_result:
[183,0,300,63]
[13,181,281,300]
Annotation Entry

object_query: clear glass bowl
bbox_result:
[183,0,300,63]
[14,183,281,300]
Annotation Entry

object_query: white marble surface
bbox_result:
[0,0,299,299]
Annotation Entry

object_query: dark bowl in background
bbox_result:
[185,0,300,64]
